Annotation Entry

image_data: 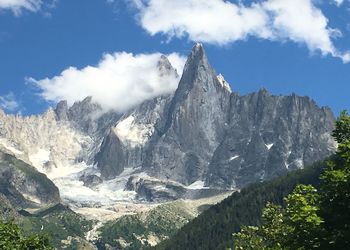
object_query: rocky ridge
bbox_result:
[95,43,336,189]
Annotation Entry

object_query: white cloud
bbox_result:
[131,0,350,63]
[29,52,186,112]
[0,0,42,14]
[333,0,344,6]
[0,92,19,112]
[133,0,271,45]
[263,0,349,62]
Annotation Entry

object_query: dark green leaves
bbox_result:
[0,220,53,250]
[332,110,350,144]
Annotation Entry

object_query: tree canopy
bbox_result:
[0,220,53,250]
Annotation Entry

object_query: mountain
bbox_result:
[95,43,335,190]
[141,44,231,185]
[206,90,335,188]
[0,44,336,207]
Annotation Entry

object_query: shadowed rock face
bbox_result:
[0,151,60,207]
[79,174,103,188]
[206,90,335,188]
[54,96,122,166]
[95,129,125,178]
[125,176,187,202]
[94,43,336,189]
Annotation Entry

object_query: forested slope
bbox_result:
[156,160,328,250]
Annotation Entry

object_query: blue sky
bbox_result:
[0,0,349,116]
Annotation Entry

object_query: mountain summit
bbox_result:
[142,43,232,184]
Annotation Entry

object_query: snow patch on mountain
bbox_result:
[186,180,208,190]
[29,149,50,169]
[0,138,24,155]
[229,155,239,161]
[54,167,156,207]
[22,194,42,204]
[114,115,155,147]
[217,74,232,93]
[55,175,137,206]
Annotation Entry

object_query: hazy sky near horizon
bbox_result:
[0,0,350,115]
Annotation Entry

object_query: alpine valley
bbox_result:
[0,44,337,249]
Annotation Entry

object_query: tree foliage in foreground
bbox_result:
[234,110,350,250]
[0,220,53,250]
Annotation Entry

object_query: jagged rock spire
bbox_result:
[180,43,210,84]
[55,100,68,121]
[157,55,178,77]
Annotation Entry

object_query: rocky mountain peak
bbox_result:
[258,87,270,95]
[69,96,101,116]
[43,107,57,121]
[54,96,102,123]
[63,96,103,133]
[55,100,69,121]
[157,55,178,77]
[181,43,209,79]
[141,44,232,185]
[175,43,232,98]
[193,42,205,56]
[172,42,225,104]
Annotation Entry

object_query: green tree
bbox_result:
[331,110,350,144]
[233,186,322,250]
[260,203,291,249]
[0,220,53,250]
[284,185,324,249]
[320,110,350,249]
[233,203,289,250]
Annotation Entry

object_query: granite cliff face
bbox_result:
[95,44,336,189]
[93,55,179,180]
[206,90,335,188]
[143,44,231,185]
[0,44,337,207]
[95,94,171,179]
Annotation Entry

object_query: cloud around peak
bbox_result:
[131,0,350,63]
[29,51,186,112]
